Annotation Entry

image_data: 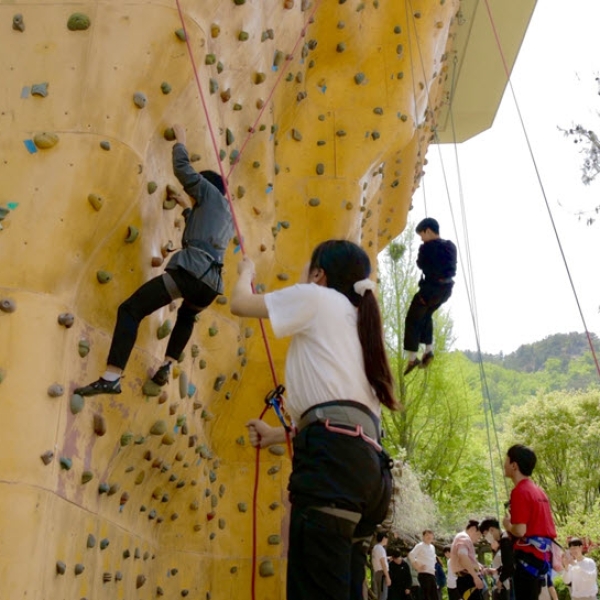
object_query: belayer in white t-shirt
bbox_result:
[231,239,399,600]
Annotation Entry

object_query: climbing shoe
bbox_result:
[74,377,122,396]
[420,351,435,368]
[151,362,171,387]
[403,358,421,376]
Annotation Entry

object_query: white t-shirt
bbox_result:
[264,283,380,423]
[372,543,387,573]
[408,541,436,576]
[562,557,598,598]
[446,557,457,588]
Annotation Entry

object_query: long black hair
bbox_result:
[309,240,399,411]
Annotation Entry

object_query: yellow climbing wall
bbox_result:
[0,1,457,598]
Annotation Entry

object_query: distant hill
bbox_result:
[463,332,599,373]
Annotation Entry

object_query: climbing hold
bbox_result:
[120,432,133,447]
[124,225,139,243]
[267,465,280,475]
[268,534,281,545]
[134,471,145,485]
[259,561,275,577]
[98,482,110,494]
[96,270,112,284]
[316,163,325,175]
[254,72,266,85]
[179,372,188,399]
[147,181,157,194]
[208,326,218,337]
[33,132,59,149]
[175,28,186,41]
[268,445,285,456]
[225,129,235,146]
[40,450,54,465]
[199,359,207,370]
[151,256,164,268]
[0,298,16,313]
[308,197,320,207]
[12,14,25,32]
[157,320,172,339]
[218,518,226,530]
[150,420,167,436]
[99,538,110,550]
[78,339,90,358]
[209,79,218,94]
[396,44,404,57]
[100,140,111,151]
[58,312,75,328]
[81,471,93,484]
[133,92,147,109]
[162,433,175,446]
[59,457,72,470]
[56,561,67,575]
[70,394,84,414]
[107,483,119,496]
[273,50,285,68]
[354,73,366,85]
[291,129,302,141]
[93,414,106,436]
[164,127,176,141]
[47,384,64,398]
[269,502,280,510]
[67,13,91,31]
[213,374,226,392]
[31,83,49,97]
[161,82,172,94]
[88,193,103,211]
[115,571,123,581]
[87,534,96,548]
[276,273,289,281]
[103,572,112,583]
[336,42,346,53]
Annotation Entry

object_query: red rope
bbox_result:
[481,0,600,380]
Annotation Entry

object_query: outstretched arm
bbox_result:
[246,419,288,448]
[172,124,202,194]
[230,257,269,318]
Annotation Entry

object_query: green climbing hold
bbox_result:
[100,140,111,151]
[87,533,96,548]
[70,394,84,414]
[308,197,321,207]
[59,457,72,470]
[78,339,90,358]
[157,320,172,339]
[150,420,167,436]
[354,72,366,85]
[259,560,275,577]
[316,163,325,175]
[81,471,93,484]
[164,127,176,141]
[161,82,172,95]
[208,326,218,337]
[67,13,91,31]
[175,28,187,41]
[142,378,162,396]
[124,225,139,243]
[120,432,133,447]
[268,534,281,545]
[147,181,157,194]
[96,270,112,284]
[226,129,235,145]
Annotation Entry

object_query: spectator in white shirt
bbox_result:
[408,530,438,600]
[562,538,598,600]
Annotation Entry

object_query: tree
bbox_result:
[506,390,600,523]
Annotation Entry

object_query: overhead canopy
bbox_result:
[436,0,538,143]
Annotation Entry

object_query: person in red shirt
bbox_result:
[502,444,557,600]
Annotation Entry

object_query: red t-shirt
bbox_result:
[510,478,556,539]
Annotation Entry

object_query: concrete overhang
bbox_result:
[436,0,538,143]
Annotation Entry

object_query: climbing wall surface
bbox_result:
[0,1,457,598]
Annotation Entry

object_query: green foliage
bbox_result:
[505,390,600,523]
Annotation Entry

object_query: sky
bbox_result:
[408,0,600,355]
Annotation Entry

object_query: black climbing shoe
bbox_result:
[151,363,171,387]
[74,377,122,396]
[420,351,435,368]
[403,358,421,376]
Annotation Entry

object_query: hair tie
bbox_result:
[353,278,376,297]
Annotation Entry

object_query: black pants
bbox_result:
[456,574,482,600]
[403,282,453,352]
[286,422,392,600]
[512,565,542,600]
[417,573,438,600]
[107,268,217,370]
